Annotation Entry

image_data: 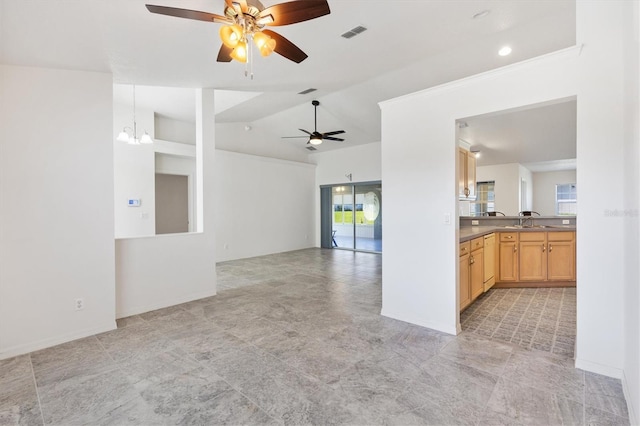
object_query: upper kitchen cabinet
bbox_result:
[458,148,476,200]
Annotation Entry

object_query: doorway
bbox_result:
[155,173,189,234]
[321,182,382,253]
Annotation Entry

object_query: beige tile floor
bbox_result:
[0,249,630,425]
[461,287,577,357]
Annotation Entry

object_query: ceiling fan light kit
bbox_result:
[282,100,346,148]
[146,0,331,78]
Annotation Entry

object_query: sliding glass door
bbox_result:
[325,182,381,253]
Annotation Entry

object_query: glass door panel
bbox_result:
[354,184,382,252]
[332,186,354,249]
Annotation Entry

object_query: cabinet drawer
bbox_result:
[499,232,518,242]
[460,241,471,256]
[470,237,484,251]
[548,231,575,242]
[519,232,546,242]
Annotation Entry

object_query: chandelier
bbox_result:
[116,85,153,145]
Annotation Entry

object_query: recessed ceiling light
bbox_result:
[498,46,512,56]
[472,10,490,19]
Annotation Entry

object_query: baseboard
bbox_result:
[116,289,217,319]
[0,321,117,361]
[493,281,575,288]
[575,357,623,379]
[381,308,457,335]
[622,370,639,426]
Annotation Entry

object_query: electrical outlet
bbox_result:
[75,298,84,311]
[471,220,479,225]
[562,219,570,225]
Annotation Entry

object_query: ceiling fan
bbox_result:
[283,100,345,146]
[145,0,330,65]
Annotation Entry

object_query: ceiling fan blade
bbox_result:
[259,0,330,26]
[233,0,248,13]
[216,44,233,62]
[282,136,309,139]
[146,5,232,24]
[323,136,345,142]
[262,30,308,63]
[322,130,345,136]
[298,128,312,135]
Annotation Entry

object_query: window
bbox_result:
[556,183,577,215]
[470,181,495,216]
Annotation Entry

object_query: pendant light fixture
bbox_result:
[116,85,153,145]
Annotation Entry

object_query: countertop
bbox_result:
[459,225,576,243]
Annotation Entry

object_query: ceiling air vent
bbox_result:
[305,146,317,151]
[298,88,317,95]
[341,25,367,39]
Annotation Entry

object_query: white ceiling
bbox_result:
[1,0,577,157]
[459,99,577,169]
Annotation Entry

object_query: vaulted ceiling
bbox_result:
[1,0,576,159]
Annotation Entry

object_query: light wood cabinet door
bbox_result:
[547,240,575,280]
[458,148,477,200]
[458,149,468,199]
[498,241,518,281]
[466,151,476,200]
[470,249,484,300]
[459,252,471,310]
[519,240,547,281]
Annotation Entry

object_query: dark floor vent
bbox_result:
[341,26,367,39]
[298,88,317,95]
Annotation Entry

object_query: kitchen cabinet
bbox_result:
[518,231,575,282]
[460,237,484,311]
[483,233,496,291]
[495,230,576,285]
[498,232,519,282]
[470,239,484,300]
[458,148,476,200]
[459,241,471,310]
[519,232,547,281]
[547,232,576,280]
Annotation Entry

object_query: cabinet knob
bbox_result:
[506,235,512,239]
[514,246,517,253]
[542,244,546,252]
[549,245,553,252]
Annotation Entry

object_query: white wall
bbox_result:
[312,142,382,245]
[532,170,577,216]
[622,1,640,424]
[575,1,627,378]
[115,89,216,318]
[113,101,156,238]
[214,150,316,262]
[0,65,116,359]
[380,48,578,336]
[476,163,522,215]
[155,115,195,145]
[518,164,533,211]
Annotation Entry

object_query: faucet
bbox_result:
[520,216,534,227]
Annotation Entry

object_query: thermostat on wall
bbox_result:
[127,198,141,207]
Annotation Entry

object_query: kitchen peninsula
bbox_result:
[459,216,576,311]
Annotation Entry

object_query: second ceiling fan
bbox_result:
[146,0,330,65]
[283,100,345,146]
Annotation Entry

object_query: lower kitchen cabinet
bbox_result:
[460,237,485,311]
[547,232,576,280]
[495,230,576,285]
[498,232,518,282]
[518,232,547,281]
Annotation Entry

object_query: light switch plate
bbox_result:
[562,219,570,225]
[471,220,479,225]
